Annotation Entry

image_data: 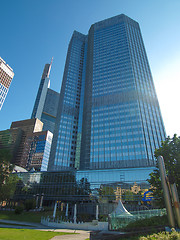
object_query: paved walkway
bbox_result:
[49,229,90,240]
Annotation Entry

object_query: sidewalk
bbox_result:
[49,229,90,240]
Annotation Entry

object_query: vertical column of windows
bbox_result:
[127,22,166,165]
[55,35,85,169]
[126,24,152,163]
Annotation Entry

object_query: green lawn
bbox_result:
[0,211,52,223]
[0,228,75,240]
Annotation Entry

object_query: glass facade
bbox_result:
[48,15,166,179]
[31,64,59,134]
[80,15,166,170]
[0,83,8,110]
[48,31,87,171]
[41,89,59,133]
[23,131,53,171]
[13,169,152,216]
[31,64,50,120]
[0,57,14,110]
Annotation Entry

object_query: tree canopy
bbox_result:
[0,149,13,185]
[0,149,18,204]
[148,134,180,207]
[99,185,116,203]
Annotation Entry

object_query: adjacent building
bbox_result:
[31,62,59,133]
[48,14,166,176]
[0,118,52,172]
[22,130,53,171]
[10,118,43,167]
[0,128,23,162]
[0,57,14,110]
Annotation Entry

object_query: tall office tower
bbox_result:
[40,89,59,133]
[0,57,14,110]
[48,31,87,171]
[31,62,59,133]
[31,64,51,120]
[48,14,166,174]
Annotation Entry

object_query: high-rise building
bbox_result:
[0,57,14,110]
[22,130,53,171]
[31,64,51,120]
[48,14,166,176]
[31,62,59,133]
[40,89,59,133]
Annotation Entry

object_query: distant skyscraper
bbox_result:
[31,63,51,120]
[0,57,14,110]
[31,61,59,133]
[48,14,166,176]
[40,88,59,133]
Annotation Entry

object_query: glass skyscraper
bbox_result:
[48,14,166,177]
[31,63,59,133]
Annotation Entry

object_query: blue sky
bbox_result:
[1,0,180,136]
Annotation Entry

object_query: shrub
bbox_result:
[24,199,36,211]
[15,205,24,214]
[123,215,168,230]
[140,229,180,240]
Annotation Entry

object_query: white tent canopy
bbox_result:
[111,200,133,217]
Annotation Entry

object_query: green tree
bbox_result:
[121,190,142,203]
[0,149,18,204]
[0,174,19,203]
[0,149,12,184]
[78,178,91,196]
[148,134,180,207]
[99,185,116,203]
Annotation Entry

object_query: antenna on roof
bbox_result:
[50,57,54,66]
[47,57,53,78]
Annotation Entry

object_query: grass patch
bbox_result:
[0,228,75,240]
[0,211,52,223]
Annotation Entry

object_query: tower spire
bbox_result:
[50,57,53,66]
[47,57,53,78]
